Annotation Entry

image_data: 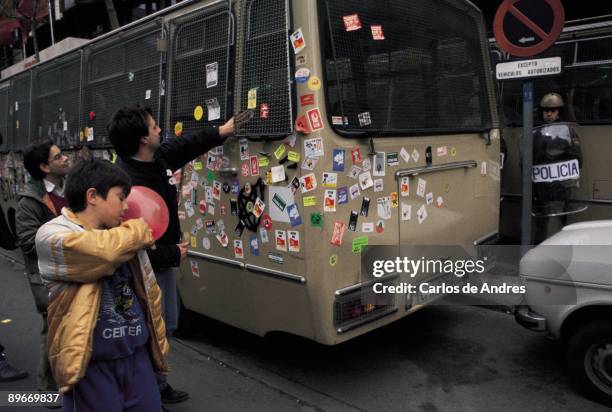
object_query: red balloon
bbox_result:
[123,186,169,241]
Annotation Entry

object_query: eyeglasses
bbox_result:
[48,151,65,162]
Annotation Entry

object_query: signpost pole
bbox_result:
[521,81,534,253]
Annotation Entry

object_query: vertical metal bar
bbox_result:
[48,0,55,45]
[521,80,533,254]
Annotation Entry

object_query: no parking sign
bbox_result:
[493,0,565,57]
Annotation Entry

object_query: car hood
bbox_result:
[520,221,612,285]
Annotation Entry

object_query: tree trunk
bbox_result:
[104,0,119,30]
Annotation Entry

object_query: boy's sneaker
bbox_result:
[0,358,28,382]
[160,384,189,404]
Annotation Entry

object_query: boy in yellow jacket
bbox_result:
[36,158,169,411]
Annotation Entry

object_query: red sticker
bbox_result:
[330,221,346,246]
[351,148,363,164]
[300,94,315,107]
[343,14,362,31]
[371,25,385,40]
[199,200,207,214]
[250,155,259,176]
[295,115,311,134]
[307,108,324,131]
[262,214,273,230]
[89,111,96,121]
[241,163,250,177]
[260,103,269,119]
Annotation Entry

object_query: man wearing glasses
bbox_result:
[15,139,71,395]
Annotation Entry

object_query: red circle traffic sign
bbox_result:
[493,0,565,58]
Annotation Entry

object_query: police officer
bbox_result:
[532,92,583,242]
[540,92,564,124]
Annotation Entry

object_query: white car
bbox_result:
[516,220,612,406]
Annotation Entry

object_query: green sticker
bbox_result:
[310,212,323,227]
[246,201,254,212]
[259,157,270,167]
[207,170,215,184]
[329,254,338,267]
[352,236,369,254]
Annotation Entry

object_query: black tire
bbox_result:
[567,320,612,406]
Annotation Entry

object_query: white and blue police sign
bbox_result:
[532,159,580,183]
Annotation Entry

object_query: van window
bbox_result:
[498,36,612,126]
[10,72,31,151]
[237,0,293,138]
[31,54,82,149]
[82,22,163,147]
[0,85,9,152]
[169,6,232,137]
[319,0,492,135]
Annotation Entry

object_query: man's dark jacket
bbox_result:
[16,179,58,281]
[117,126,224,270]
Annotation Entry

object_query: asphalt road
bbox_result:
[0,249,606,412]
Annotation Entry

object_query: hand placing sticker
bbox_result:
[234,109,255,129]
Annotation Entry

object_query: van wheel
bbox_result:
[567,320,612,406]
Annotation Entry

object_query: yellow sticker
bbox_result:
[390,192,399,208]
[258,157,270,167]
[303,196,317,207]
[274,144,286,160]
[111,153,117,164]
[265,171,272,184]
[288,151,300,162]
[193,161,203,171]
[307,76,322,91]
[1,319,12,324]
[190,236,197,248]
[183,232,190,241]
[247,88,257,109]
[194,105,204,121]
[174,122,183,137]
[79,130,85,142]
[451,147,457,157]
[329,254,338,266]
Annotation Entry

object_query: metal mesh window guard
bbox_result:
[167,4,232,137]
[0,85,9,152]
[237,0,293,138]
[31,53,82,149]
[319,0,492,135]
[82,21,163,148]
[500,66,612,125]
[577,36,612,63]
[10,72,31,151]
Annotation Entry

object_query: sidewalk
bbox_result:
[0,249,319,412]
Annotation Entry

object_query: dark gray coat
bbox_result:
[16,179,58,283]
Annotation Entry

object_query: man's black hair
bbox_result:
[107,106,155,157]
[65,158,131,213]
[23,139,54,180]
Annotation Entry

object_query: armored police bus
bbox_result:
[0,0,499,344]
